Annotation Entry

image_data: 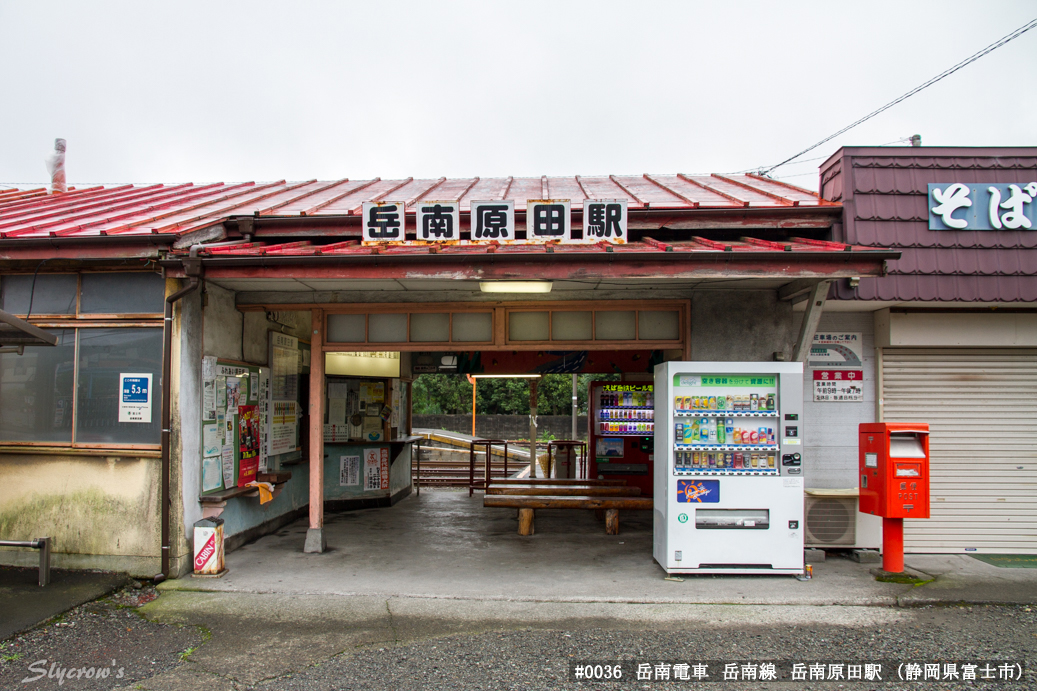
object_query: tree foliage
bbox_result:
[411,373,620,415]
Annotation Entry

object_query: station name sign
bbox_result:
[362,199,627,245]
[929,183,1037,230]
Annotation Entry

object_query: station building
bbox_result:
[0,146,1032,578]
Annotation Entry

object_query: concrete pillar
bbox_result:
[304,309,326,553]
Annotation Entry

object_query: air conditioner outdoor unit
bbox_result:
[804,496,857,547]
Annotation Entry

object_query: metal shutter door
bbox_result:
[882,348,1037,554]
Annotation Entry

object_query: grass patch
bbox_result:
[875,573,933,586]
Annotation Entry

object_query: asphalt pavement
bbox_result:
[2,491,1035,689]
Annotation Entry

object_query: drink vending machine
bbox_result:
[653,361,805,575]
[588,381,655,497]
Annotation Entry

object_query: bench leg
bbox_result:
[518,508,535,536]
[594,509,606,521]
[605,509,619,535]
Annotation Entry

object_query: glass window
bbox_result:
[638,310,680,340]
[451,312,492,342]
[595,311,636,340]
[0,330,75,443]
[368,313,408,342]
[0,274,77,315]
[327,314,366,342]
[80,273,165,314]
[75,328,163,444]
[409,313,450,342]
[509,312,550,341]
[551,311,592,340]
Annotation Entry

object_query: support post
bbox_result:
[528,379,539,478]
[304,309,326,554]
[791,280,832,362]
[571,373,578,441]
[882,517,904,573]
[605,509,619,535]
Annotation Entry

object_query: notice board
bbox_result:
[200,357,270,495]
[267,332,310,468]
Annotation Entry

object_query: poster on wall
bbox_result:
[270,401,298,455]
[808,333,863,368]
[340,455,360,486]
[202,457,223,492]
[813,369,864,402]
[118,373,152,423]
[258,368,270,472]
[237,405,260,485]
[271,333,299,400]
[226,377,242,416]
[221,445,234,488]
[202,423,221,458]
[364,448,382,491]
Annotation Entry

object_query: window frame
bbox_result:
[0,271,165,453]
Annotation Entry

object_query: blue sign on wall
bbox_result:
[677,479,720,503]
[122,377,149,402]
[928,182,1037,231]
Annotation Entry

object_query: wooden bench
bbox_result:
[483,495,653,536]
[486,485,641,497]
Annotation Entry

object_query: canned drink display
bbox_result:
[707,453,716,468]
[708,396,717,410]
[751,453,759,468]
[716,394,726,410]
[767,454,776,468]
[675,423,684,440]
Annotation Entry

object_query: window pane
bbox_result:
[638,310,679,340]
[368,313,407,342]
[0,330,75,442]
[451,312,492,342]
[76,328,163,444]
[80,273,165,314]
[0,274,77,315]
[551,311,592,340]
[509,312,549,341]
[595,311,636,340]
[327,314,366,342]
[410,313,449,342]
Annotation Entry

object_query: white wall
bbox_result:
[799,311,877,489]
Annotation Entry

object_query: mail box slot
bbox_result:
[859,423,930,519]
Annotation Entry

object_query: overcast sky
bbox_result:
[1,1,1035,190]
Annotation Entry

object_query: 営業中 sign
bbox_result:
[813,369,864,402]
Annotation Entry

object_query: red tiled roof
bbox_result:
[0,174,833,241]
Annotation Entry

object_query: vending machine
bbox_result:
[588,381,655,497]
[653,362,805,575]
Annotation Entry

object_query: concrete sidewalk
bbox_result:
[160,490,1037,606]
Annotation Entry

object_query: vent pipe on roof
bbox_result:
[909,134,921,147]
[46,138,67,194]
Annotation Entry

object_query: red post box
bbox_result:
[859,423,930,573]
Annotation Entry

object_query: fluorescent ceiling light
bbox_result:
[479,281,553,293]
[470,374,542,379]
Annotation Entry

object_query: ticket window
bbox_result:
[325,377,391,443]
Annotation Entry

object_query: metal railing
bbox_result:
[0,537,51,586]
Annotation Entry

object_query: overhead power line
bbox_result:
[760,16,1037,176]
